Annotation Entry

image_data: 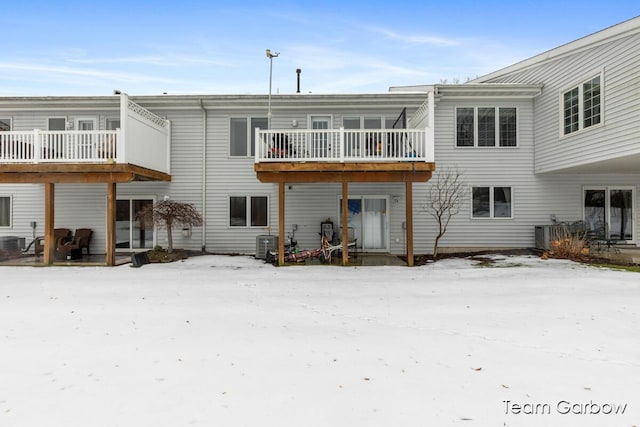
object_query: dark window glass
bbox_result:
[230,197,247,226]
[499,108,517,147]
[250,196,268,226]
[472,187,490,218]
[456,108,474,147]
[230,118,248,156]
[477,108,495,147]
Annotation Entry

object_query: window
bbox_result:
[0,118,11,132]
[106,119,121,130]
[0,196,11,227]
[48,117,66,130]
[456,107,517,147]
[229,196,268,227]
[562,75,601,135]
[472,186,512,218]
[230,117,268,157]
[456,108,474,147]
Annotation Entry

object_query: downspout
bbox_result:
[199,99,207,252]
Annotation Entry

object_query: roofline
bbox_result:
[472,15,640,83]
[0,92,428,111]
[434,83,543,98]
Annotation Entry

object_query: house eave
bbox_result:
[434,84,543,99]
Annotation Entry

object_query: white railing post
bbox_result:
[255,127,261,163]
[425,128,433,162]
[116,128,125,163]
[33,129,40,163]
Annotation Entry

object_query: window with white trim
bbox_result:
[0,118,11,132]
[48,117,66,131]
[562,75,601,135]
[229,196,268,227]
[456,107,517,147]
[472,186,512,218]
[0,196,11,227]
[230,117,268,157]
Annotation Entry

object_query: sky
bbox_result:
[1,1,639,96]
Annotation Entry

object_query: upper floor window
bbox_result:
[456,107,517,147]
[472,186,512,219]
[48,117,66,131]
[0,118,11,131]
[562,75,601,135]
[230,117,268,157]
[0,196,11,227]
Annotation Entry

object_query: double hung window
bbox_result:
[562,75,601,135]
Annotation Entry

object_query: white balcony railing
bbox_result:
[0,93,171,174]
[255,128,433,163]
[0,130,120,163]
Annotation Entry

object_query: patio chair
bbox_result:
[59,228,93,258]
[34,228,73,257]
[587,221,615,251]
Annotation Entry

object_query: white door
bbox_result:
[310,116,331,159]
[76,118,96,159]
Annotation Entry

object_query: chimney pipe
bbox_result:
[296,68,301,93]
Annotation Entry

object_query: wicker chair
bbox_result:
[59,228,93,258]
[34,228,73,257]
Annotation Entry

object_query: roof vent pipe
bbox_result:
[296,68,301,94]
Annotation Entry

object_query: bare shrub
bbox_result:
[542,226,590,262]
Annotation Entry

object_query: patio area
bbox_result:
[0,253,133,267]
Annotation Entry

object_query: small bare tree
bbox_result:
[137,199,203,253]
[424,167,468,260]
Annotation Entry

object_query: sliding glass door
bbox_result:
[584,187,634,243]
[116,198,155,250]
[339,196,389,252]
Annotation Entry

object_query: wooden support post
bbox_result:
[341,181,348,266]
[406,181,414,267]
[43,183,55,265]
[106,182,116,266]
[278,182,285,266]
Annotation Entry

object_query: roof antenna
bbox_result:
[296,68,302,94]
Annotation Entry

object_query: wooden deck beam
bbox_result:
[43,183,55,265]
[278,182,285,266]
[257,170,432,183]
[341,182,348,266]
[106,183,116,266]
[406,181,414,267]
[0,163,170,183]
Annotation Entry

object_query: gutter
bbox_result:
[199,99,207,252]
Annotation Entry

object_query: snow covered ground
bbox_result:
[1,255,638,427]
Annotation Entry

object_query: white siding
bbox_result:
[482,34,640,173]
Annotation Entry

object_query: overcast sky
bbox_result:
[1,1,639,96]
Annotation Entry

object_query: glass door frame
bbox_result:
[337,195,390,253]
[582,186,635,244]
[114,195,157,252]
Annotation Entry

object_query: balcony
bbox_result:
[254,127,435,184]
[255,128,433,163]
[0,93,171,178]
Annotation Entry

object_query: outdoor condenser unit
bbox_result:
[255,235,278,259]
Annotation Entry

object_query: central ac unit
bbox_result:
[256,235,278,259]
